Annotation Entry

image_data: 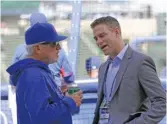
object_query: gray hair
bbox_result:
[26,42,45,56]
[26,44,35,56]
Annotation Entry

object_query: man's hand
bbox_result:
[61,83,68,94]
[66,90,83,106]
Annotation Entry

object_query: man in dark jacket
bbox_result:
[6,23,82,124]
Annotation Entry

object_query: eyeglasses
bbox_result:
[40,42,61,49]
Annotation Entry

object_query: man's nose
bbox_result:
[96,38,103,46]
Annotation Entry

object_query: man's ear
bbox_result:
[115,27,121,38]
[109,27,121,38]
[33,45,42,54]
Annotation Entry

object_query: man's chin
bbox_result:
[103,51,109,56]
[49,59,58,64]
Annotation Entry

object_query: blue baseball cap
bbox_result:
[29,12,47,26]
[25,23,67,45]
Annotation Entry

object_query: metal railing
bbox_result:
[0,111,8,124]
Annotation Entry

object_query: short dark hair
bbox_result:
[90,16,121,34]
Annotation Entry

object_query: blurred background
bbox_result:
[1,0,166,124]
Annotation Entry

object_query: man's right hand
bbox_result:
[66,90,83,106]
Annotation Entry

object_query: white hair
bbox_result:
[26,42,45,56]
[26,44,35,56]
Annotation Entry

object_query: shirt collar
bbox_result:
[117,44,128,60]
[107,44,128,62]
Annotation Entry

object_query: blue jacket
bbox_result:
[6,58,77,124]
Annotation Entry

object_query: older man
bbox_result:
[7,23,82,124]
[12,12,74,87]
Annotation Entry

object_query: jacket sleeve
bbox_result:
[126,56,166,124]
[24,76,77,124]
